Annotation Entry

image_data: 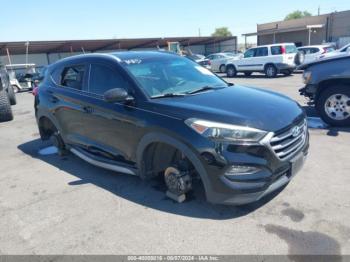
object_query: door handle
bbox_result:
[82,106,94,114]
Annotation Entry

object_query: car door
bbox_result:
[252,47,269,71]
[50,63,91,145]
[308,48,321,63]
[214,55,228,71]
[79,62,143,160]
[236,48,257,71]
[207,55,219,71]
[300,48,312,64]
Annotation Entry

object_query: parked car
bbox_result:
[318,43,350,60]
[35,51,309,205]
[225,43,304,78]
[185,54,211,70]
[298,45,336,64]
[0,68,16,122]
[299,55,350,126]
[5,64,37,92]
[206,52,242,73]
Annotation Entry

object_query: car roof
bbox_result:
[49,51,181,68]
[112,51,180,61]
[209,53,229,55]
[255,43,295,48]
[298,45,333,49]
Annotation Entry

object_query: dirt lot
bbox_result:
[0,74,349,255]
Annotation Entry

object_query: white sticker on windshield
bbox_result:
[195,66,214,76]
[124,59,142,65]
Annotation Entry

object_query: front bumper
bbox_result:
[200,128,309,205]
[299,84,317,100]
[219,150,308,205]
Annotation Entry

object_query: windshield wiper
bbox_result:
[186,85,226,95]
[151,93,186,99]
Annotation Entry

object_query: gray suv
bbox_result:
[299,56,350,126]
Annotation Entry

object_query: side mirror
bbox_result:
[104,88,134,103]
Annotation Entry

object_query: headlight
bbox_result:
[303,71,312,84]
[185,118,267,143]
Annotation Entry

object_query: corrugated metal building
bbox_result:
[0,36,237,68]
[256,10,350,47]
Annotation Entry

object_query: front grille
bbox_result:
[270,119,307,161]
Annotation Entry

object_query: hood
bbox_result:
[149,85,304,132]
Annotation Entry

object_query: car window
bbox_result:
[340,44,350,52]
[309,48,320,54]
[61,65,85,90]
[298,48,306,54]
[89,64,130,95]
[324,47,335,53]
[255,47,268,57]
[271,46,282,55]
[244,49,255,58]
[300,48,311,54]
[285,45,297,54]
[121,56,227,98]
[207,55,214,60]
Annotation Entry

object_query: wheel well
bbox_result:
[316,79,350,99]
[226,64,236,70]
[264,63,276,70]
[142,142,195,179]
[38,116,57,140]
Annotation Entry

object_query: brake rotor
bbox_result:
[164,166,192,195]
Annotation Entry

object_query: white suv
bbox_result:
[297,45,335,64]
[225,43,302,78]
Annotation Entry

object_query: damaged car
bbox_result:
[34,51,309,205]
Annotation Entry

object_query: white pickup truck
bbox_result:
[225,43,304,78]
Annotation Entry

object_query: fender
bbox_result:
[136,132,213,201]
[36,109,65,141]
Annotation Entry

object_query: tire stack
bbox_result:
[0,88,13,122]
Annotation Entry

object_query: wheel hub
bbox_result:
[164,166,192,196]
[325,94,350,120]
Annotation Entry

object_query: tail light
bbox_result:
[281,46,286,54]
[207,60,211,65]
[32,86,39,96]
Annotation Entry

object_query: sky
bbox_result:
[0,0,349,44]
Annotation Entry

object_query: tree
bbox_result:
[211,27,232,37]
[284,10,312,21]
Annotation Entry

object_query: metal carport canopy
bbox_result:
[0,36,235,55]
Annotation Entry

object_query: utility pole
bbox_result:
[198,28,201,37]
[25,41,29,65]
[318,6,321,16]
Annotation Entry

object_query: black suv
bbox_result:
[35,51,309,205]
[299,55,350,126]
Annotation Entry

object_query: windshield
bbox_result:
[122,56,227,98]
[340,44,350,52]
[285,45,298,54]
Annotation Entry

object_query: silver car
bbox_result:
[206,52,242,73]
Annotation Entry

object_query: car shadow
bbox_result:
[18,139,286,220]
[302,105,350,136]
